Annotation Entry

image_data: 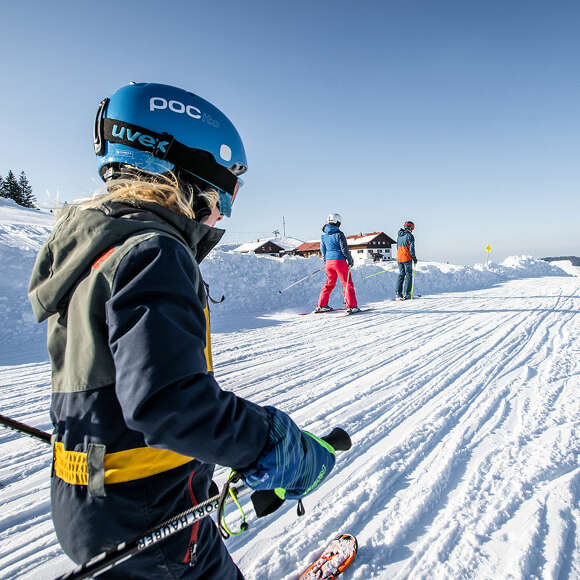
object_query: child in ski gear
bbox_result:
[316,213,359,314]
[395,220,417,300]
[28,82,335,580]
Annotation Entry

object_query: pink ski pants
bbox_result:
[318,259,358,308]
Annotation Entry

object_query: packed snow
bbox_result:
[0,201,578,579]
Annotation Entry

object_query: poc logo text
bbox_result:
[150,97,202,119]
[149,97,220,127]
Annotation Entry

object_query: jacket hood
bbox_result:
[28,200,224,322]
[323,224,340,234]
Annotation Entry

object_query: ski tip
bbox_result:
[299,533,358,579]
[335,533,358,552]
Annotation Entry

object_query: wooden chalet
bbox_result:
[294,231,396,264]
[234,237,303,257]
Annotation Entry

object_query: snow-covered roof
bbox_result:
[295,240,321,252]
[346,231,384,246]
[234,237,303,253]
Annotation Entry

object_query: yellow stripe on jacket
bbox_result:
[53,441,194,485]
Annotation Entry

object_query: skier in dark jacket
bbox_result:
[395,220,417,300]
[28,83,336,579]
[315,213,359,314]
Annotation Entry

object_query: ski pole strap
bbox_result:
[217,471,248,539]
[203,280,225,305]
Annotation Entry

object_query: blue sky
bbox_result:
[1,0,578,264]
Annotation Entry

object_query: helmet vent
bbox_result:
[220,144,232,162]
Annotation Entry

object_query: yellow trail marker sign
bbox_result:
[485,244,492,253]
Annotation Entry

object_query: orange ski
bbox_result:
[299,534,358,579]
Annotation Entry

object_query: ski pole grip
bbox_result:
[322,427,351,452]
[250,427,351,518]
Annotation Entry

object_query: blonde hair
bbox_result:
[79,172,218,220]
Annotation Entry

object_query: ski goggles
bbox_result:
[217,178,242,218]
[180,170,242,218]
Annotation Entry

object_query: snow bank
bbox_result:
[0,203,572,358]
[200,251,572,323]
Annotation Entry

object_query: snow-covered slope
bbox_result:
[0,200,54,364]
[0,205,578,579]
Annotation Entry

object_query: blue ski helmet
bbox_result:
[93,82,247,215]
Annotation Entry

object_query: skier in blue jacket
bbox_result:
[316,213,359,313]
[28,83,336,579]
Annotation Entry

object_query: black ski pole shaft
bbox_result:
[55,484,248,580]
[278,267,324,294]
[0,413,51,444]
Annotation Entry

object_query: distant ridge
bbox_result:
[542,256,580,266]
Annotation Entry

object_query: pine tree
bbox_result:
[2,170,24,205]
[18,171,36,208]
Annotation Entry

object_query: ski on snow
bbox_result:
[299,308,373,316]
[298,533,358,579]
[299,308,346,316]
[344,308,372,316]
[392,294,422,301]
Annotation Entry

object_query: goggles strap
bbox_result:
[99,117,238,195]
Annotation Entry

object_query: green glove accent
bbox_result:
[303,431,336,456]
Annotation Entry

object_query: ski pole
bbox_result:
[55,484,247,580]
[0,413,51,444]
[56,426,352,580]
[363,266,394,280]
[278,267,324,294]
[343,266,351,305]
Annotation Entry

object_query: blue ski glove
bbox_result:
[240,407,336,500]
